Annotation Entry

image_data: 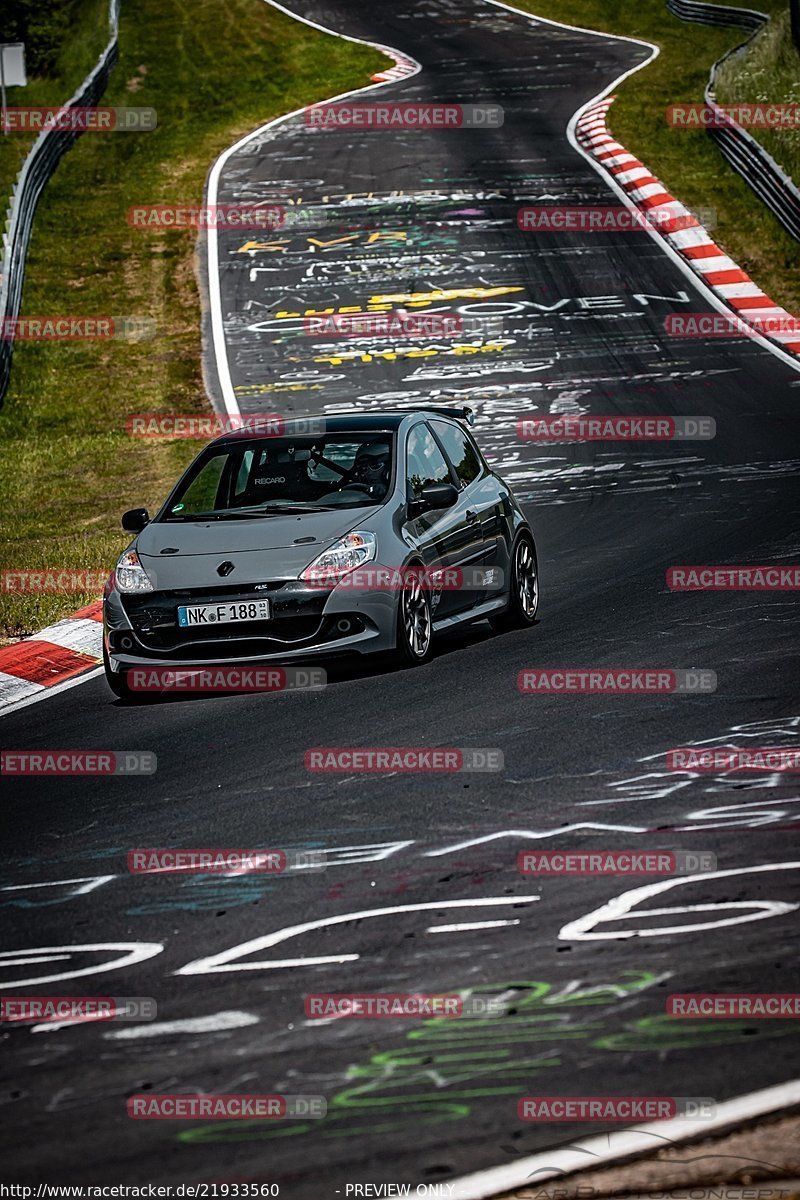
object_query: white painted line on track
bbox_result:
[205,0,422,418]
[448,1078,800,1200]
[426,919,521,933]
[14,0,797,725]
[102,1011,260,1039]
[485,0,800,374]
[1,10,422,725]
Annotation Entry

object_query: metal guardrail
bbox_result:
[0,0,121,405]
[666,0,800,242]
[666,0,766,31]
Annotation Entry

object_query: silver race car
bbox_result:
[103,407,538,697]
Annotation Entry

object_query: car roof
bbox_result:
[211,409,463,445]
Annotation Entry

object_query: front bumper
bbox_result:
[104,578,398,671]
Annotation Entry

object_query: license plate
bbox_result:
[178,599,271,627]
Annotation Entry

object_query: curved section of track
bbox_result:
[2,0,799,1191]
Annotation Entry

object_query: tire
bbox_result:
[490,533,539,632]
[394,565,434,666]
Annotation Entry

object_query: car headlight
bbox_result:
[115,549,154,593]
[300,531,376,585]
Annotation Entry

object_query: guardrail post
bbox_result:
[791,0,800,52]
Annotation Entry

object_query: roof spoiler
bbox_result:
[404,405,476,427]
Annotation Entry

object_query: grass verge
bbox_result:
[0,0,384,641]
[508,0,800,313]
[716,8,800,186]
[0,0,111,208]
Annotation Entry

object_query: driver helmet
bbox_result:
[351,441,391,497]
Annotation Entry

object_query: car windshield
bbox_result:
[160,433,394,521]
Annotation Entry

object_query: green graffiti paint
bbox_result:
[176,971,787,1147]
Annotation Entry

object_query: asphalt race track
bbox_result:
[2,0,800,1192]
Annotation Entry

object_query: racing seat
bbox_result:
[241,459,315,506]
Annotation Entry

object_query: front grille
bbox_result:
[121,582,331,653]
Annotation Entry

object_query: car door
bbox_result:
[430,418,505,595]
[403,422,485,616]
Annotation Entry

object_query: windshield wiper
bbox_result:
[164,512,236,522]
[165,503,340,521]
[233,502,339,514]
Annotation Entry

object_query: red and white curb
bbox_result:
[576,97,800,356]
[371,53,418,83]
[2,6,422,721]
[0,600,103,715]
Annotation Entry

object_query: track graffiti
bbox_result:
[174,971,793,1144]
[580,717,800,828]
[4,863,796,989]
[559,862,800,941]
[0,876,116,908]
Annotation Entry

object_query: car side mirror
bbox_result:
[122,507,150,532]
[410,482,459,515]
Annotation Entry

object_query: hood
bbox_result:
[134,507,378,590]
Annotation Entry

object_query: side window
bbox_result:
[430,421,483,488]
[406,424,452,501]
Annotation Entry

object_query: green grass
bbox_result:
[716,9,800,186]
[7,0,795,642]
[0,0,384,641]
[508,0,800,314]
[0,0,111,208]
